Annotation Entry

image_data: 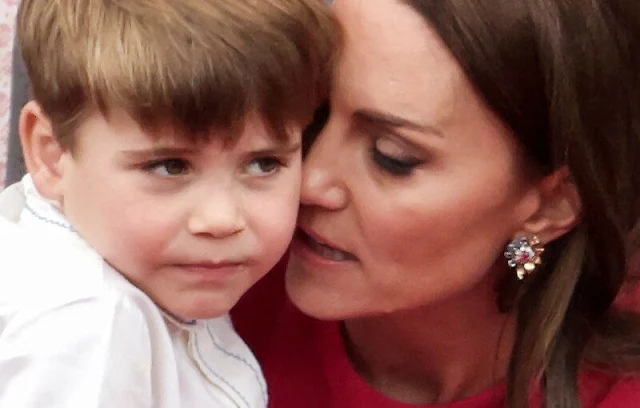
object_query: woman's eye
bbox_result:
[145,159,190,177]
[371,138,424,176]
[246,157,283,176]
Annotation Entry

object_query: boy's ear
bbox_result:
[519,166,582,243]
[19,101,67,201]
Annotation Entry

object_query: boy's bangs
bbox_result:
[19,0,339,145]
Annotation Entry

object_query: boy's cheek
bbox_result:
[96,207,173,272]
[251,197,299,266]
[249,169,301,245]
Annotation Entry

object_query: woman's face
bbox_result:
[287,0,541,319]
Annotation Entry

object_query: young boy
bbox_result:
[0,0,337,406]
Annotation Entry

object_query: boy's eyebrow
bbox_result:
[119,142,301,160]
[249,142,302,156]
[119,147,197,160]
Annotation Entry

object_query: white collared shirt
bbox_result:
[0,176,267,408]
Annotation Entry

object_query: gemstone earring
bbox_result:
[504,235,544,280]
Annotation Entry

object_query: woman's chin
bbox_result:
[285,256,357,321]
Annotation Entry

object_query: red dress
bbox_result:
[232,261,640,408]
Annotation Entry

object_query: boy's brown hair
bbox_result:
[17,0,339,147]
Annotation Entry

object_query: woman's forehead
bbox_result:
[332,0,468,131]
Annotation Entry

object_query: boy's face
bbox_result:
[57,109,301,320]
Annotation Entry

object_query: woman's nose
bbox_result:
[300,120,349,210]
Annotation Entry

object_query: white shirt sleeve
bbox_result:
[0,295,154,408]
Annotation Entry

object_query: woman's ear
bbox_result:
[521,166,582,243]
[19,101,67,201]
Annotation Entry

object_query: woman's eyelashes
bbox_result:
[371,137,425,176]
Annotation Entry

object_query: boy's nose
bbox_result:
[187,195,245,239]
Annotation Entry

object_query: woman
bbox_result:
[233,0,640,407]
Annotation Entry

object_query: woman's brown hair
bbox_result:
[403,1,640,407]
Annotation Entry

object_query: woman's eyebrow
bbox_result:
[353,108,443,137]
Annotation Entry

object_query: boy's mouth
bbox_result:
[172,260,247,283]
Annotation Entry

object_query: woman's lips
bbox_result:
[295,228,357,262]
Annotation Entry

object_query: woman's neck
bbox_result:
[342,275,515,405]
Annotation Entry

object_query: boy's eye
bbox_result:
[246,157,283,176]
[145,159,190,176]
